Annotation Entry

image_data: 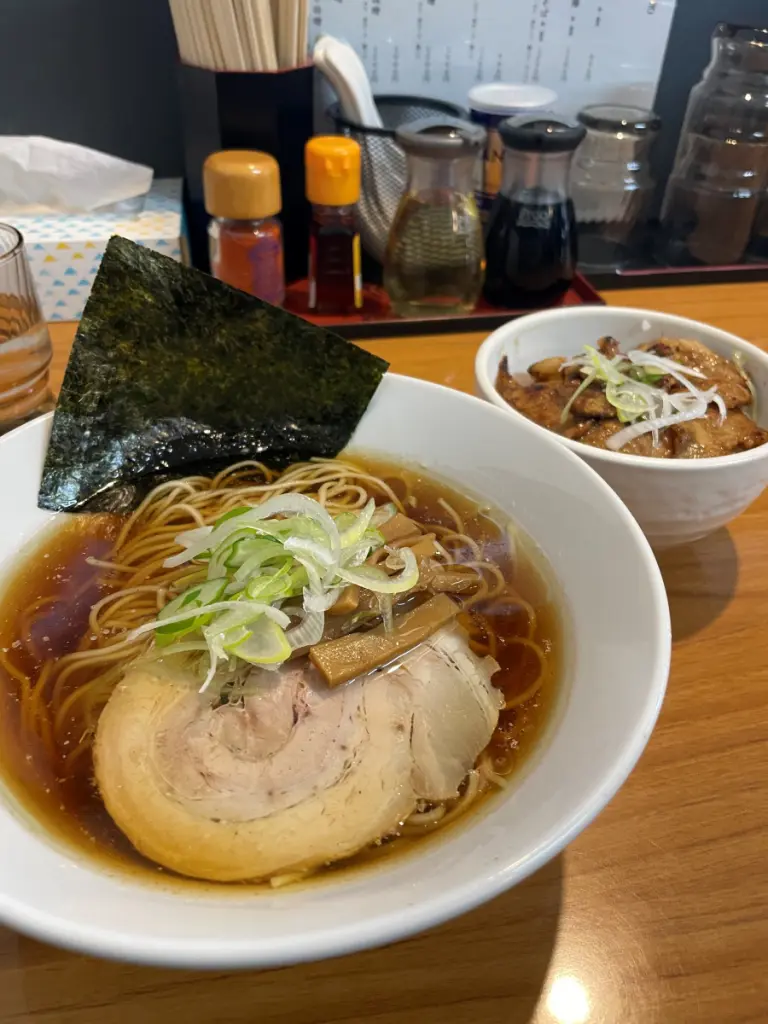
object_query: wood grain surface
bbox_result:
[2,281,767,1024]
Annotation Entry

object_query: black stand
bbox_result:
[178,63,315,283]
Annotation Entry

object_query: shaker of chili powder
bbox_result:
[204,150,286,306]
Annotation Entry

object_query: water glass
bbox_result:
[571,104,660,271]
[0,224,53,433]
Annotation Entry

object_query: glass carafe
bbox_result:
[661,23,768,266]
[384,118,486,317]
[0,225,53,433]
[484,116,585,308]
[571,104,660,271]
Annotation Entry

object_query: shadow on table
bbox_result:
[655,527,739,641]
[6,856,563,1024]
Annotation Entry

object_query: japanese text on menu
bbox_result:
[310,0,676,114]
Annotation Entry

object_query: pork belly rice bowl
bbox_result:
[476,305,768,549]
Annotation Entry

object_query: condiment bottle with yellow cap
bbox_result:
[305,136,362,315]
[203,150,285,306]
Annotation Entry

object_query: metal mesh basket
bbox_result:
[329,96,466,263]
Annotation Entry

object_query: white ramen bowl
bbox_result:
[0,375,670,968]
[475,306,768,549]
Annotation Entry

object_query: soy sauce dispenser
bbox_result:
[484,115,585,308]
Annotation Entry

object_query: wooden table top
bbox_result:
[3,281,768,1023]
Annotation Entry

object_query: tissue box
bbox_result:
[10,179,187,321]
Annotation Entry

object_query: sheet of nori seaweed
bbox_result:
[38,236,389,512]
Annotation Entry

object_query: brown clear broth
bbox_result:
[0,457,562,888]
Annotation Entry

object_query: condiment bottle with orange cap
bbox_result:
[203,150,286,306]
[305,136,363,315]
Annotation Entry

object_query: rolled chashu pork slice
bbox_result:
[94,626,501,882]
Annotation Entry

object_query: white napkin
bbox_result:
[0,136,153,215]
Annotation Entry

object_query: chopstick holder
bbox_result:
[178,63,315,282]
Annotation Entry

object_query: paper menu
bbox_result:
[310,0,677,116]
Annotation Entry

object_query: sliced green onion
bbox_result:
[337,547,418,595]
[137,600,289,642]
[581,344,627,385]
[605,381,655,422]
[245,563,302,603]
[284,534,336,569]
[214,505,252,528]
[371,502,397,527]
[338,498,376,548]
[230,618,292,665]
[285,609,325,650]
[153,493,409,691]
[626,350,705,380]
[233,538,288,582]
[146,640,211,659]
[560,370,597,424]
[155,578,228,645]
[627,365,665,385]
[607,391,711,451]
[559,340,738,452]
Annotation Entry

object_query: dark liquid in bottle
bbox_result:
[308,209,361,315]
[483,196,577,308]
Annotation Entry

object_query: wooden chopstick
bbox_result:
[232,0,255,70]
[200,0,227,69]
[296,0,308,67]
[214,0,249,71]
[234,0,264,71]
[168,0,198,64]
[254,0,278,72]
[274,0,297,69]
[188,0,214,68]
[287,0,300,69]
[168,0,285,72]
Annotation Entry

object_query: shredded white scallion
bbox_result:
[561,341,731,452]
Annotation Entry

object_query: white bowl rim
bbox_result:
[476,304,768,472]
[0,376,671,968]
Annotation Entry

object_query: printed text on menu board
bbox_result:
[310,0,677,115]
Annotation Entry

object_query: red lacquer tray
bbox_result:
[283,274,604,340]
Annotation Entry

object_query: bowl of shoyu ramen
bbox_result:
[0,376,669,968]
[475,305,768,549]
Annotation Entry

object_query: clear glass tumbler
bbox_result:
[0,224,53,433]
[571,104,660,271]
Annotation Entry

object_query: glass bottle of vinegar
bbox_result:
[384,118,486,317]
